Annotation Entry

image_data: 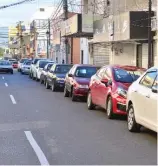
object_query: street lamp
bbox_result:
[46,30,50,59]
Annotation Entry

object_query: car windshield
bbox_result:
[20,59,27,63]
[113,68,144,83]
[47,64,53,70]
[75,66,97,78]
[39,61,49,68]
[0,61,11,65]
[25,61,31,65]
[33,59,41,64]
[55,65,72,74]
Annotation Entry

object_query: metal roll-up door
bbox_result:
[93,43,110,66]
[142,43,148,68]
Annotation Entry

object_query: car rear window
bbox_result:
[39,61,50,68]
[0,61,11,65]
[20,59,27,63]
[13,61,18,64]
[75,66,97,78]
[55,65,72,74]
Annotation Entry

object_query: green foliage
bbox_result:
[0,48,4,57]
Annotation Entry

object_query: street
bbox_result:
[0,71,157,165]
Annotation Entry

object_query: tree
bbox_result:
[0,47,4,57]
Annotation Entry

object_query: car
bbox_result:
[126,66,158,133]
[40,63,54,84]
[45,64,73,91]
[11,61,18,68]
[18,58,28,72]
[64,64,100,101]
[87,65,146,119]
[21,60,32,74]
[29,58,46,79]
[33,60,54,81]
[0,60,13,74]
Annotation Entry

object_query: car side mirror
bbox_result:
[101,78,108,84]
[68,73,73,77]
[152,86,158,93]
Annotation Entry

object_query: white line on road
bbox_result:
[9,95,17,104]
[24,131,49,165]
[5,83,8,87]
[2,76,4,80]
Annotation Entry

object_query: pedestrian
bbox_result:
[62,59,65,64]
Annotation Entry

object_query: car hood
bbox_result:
[116,82,132,91]
[0,65,12,68]
[56,73,66,78]
[74,77,91,85]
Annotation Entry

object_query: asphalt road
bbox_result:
[0,71,157,165]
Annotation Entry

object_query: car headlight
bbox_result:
[78,84,89,89]
[56,78,65,81]
[117,87,127,98]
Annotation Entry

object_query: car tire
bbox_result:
[127,104,141,132]
[45,81,50,89]
[29,72,32,78]
[11,71,13,74]
[40,77,44,84]
[106,96,114,119]
[87,91,95,110]
[51,81,56,92]
[71,87,76,101]
[64,86,69,97]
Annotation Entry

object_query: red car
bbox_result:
[87,65,146,119]
[12,61,18,68]
[64,64,100,101]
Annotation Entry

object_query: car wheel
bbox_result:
[40,77,44,84]
[51,81,56,92]
[87,91,95,110]
[106,96,114,119]
[21,71,24,75]
[64,85,69,97]
[11,71,13,74]
[127,104,141,132]
[29,72,32,78]
[45,81,50,89]
[71,87,76,101]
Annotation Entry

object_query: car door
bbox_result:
[133,71,157,124]
[93,68,106,106]
[143,75,158,131]
[99,67,113,108]
[47,64,55,85]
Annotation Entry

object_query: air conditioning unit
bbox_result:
[151,17,157,31]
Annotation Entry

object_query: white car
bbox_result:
[21,60,32,74]
[33,59,53,81]
[18,58,28,72]
[126,66,158,133]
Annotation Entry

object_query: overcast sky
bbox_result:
[0,0,58,26]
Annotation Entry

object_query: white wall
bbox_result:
[111,43,136,66]
[80,38,89,64]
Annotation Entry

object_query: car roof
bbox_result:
[73,64,100,68]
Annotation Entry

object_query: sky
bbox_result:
[0,0,59,26]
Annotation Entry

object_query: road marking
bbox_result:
[24,131,49,165]
[9,95,17,104]
[5,83,8,87]
[2,76,4,80]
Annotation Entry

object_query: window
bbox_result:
[152,75,158,90]
[50,64,56,72]
[75,66,97,78]
[140,71,157,88]
[97,68,105,78]
[55,65,72,74]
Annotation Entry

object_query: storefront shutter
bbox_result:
[93,43,110,66]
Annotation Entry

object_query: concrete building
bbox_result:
[83,0,157,68]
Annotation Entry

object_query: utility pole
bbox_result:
[63,0,68,64]
[48,19,51,59]
[148,0,152,68]
[19,21,22,59]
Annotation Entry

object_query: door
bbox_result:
[47,64,55,85]
[136,44,142,67]
[81,50,84,64]
[144,75,158,131]
[134,71,157,123]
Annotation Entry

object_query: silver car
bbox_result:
[21,60,32,74]
[0,60,13,74]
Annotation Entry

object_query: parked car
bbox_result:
[21,60,32,74]
[18,58,28,72]
[64,64,100,101]
[46,64,73,91]
[12,61,18,68]
[40,63,54,84]
[33,60,54,81]
[0,60,13,74]
[87,65,146,119]
[126,66,158,133]
[29,58,46,79]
